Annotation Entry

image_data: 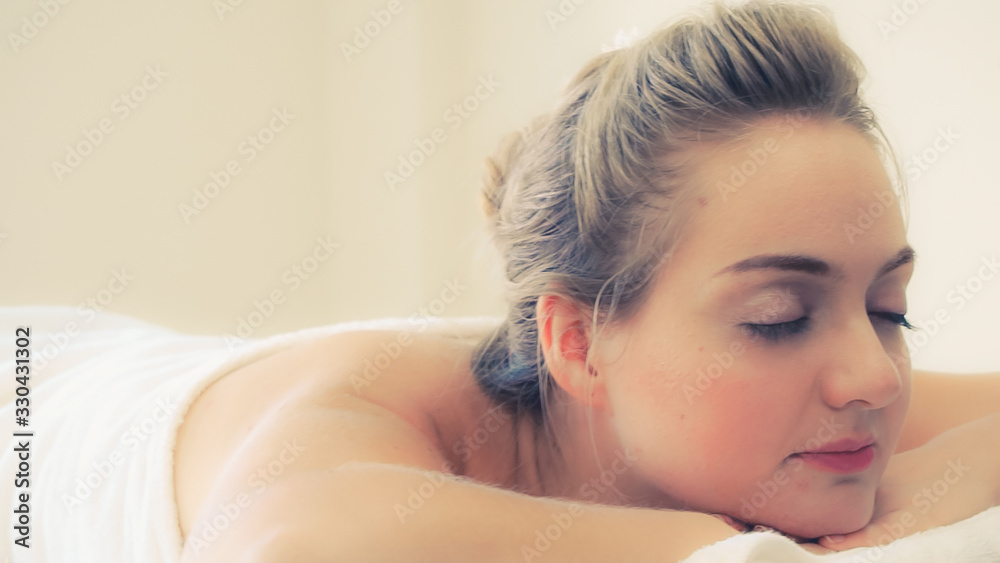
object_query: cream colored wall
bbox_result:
[1,0,997,371]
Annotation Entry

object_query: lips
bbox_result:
[791,437,876,474]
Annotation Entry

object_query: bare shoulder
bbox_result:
[290,327,495,450]
[175,326,494,546]
[304,327,485,408]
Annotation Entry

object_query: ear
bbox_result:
[536,294,610,411]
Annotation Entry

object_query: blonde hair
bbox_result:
[472,0,903,422]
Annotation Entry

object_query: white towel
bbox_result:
[0,306,500,561]
[681,505,1000,562]
[0,306,256,562]
[0,306,997,562]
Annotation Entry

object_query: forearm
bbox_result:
[916,410,1000,508]
[190,463,738,563]
[901,370,1000,452]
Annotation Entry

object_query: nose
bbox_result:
[820,315,905,410]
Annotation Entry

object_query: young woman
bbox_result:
[176,1,1000,561]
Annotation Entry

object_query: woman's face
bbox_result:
[596,119,913,538]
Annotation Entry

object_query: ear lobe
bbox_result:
[536,294,609,410]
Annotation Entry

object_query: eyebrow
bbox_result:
[714,246,916,280]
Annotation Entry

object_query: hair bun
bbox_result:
[479,118,547,221]
[480,156,504,219]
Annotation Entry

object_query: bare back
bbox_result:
[174,329,511,551]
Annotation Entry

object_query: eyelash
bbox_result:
[742,312,914,343]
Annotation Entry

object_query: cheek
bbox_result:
[610,358,807,491]
[682,376,800,463]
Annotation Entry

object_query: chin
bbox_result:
[751,492,876,540]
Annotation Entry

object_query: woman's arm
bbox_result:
[202,463,738,563]
[897,369,1000,453]
[822,410,1000,550]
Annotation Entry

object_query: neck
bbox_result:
[505,396,674,509]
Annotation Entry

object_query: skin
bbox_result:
[175,117,1000,560]
[534,118,913,539]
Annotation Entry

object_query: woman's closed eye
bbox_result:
[870,311,914,330]
[741,316,810,342]
[741,311,914,343]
